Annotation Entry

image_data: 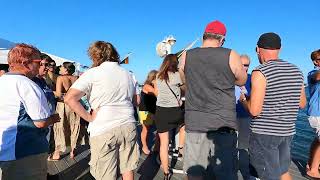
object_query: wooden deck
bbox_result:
[47,145,310,180]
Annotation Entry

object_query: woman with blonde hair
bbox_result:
[139,70,158,155]
[64,41,140,180]
[154,54,185,179]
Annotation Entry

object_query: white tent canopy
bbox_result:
[0,38,76,66]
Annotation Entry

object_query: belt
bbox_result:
[208,127,236,134]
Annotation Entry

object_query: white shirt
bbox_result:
[0,74,50,161]
[71,62,137,137]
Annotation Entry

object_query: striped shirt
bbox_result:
[251,60,303,136]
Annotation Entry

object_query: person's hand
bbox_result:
[49,113,60,124]
[239,93,247,103]
[89,108,99,122]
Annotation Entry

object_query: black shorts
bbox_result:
[154,106,184,133]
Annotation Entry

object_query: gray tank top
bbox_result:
[185,47,236,132]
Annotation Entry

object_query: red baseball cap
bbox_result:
[204,20,227,36]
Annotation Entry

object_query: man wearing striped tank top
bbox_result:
[240,33,306,180]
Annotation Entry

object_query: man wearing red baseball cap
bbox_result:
[179,20,247,179]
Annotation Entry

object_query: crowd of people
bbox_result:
[0,20,319,180]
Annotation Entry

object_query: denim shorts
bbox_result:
[249,133,293,180]
[183,128,238,179]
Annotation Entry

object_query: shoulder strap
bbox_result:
[165,80,181,106]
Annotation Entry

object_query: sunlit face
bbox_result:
[48,62,56,73]
[39,59,49,76]
[59,65,68,75]
[27,58,41,78]
[313,58,320,67]
[240,57,250,72]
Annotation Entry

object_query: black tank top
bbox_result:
[139,91,157,114]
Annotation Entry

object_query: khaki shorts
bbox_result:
[0,153,47,180]
[89,123,140,180]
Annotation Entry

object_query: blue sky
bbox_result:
[1,0,319,82]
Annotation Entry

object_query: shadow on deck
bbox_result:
[47,145,309,180]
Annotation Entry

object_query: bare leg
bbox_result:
[179,125,185,155]
[70,147,75,159]
[159,131,170,174]
[122,170,134,180]
[52,150,60,160]
[153,133,160,153]
[280,172,292,180]
[307,138,320,178]
[141,124,150,155]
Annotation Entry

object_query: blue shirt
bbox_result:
[32,77,56,115]
[235,74,251,118]
[307,67,320,116]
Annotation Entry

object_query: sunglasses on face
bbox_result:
[40,62,49,67]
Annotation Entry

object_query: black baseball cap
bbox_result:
[257,32,281,49]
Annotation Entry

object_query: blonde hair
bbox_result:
[144,70,158,85]
[88,41,120,67]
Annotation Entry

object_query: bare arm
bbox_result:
[153,80,159,97]
[133,94,141,106]
[299,84,307,109]
[143,84,156,95]
[33,114,60,128]
[55,76,63,98]
[178,52,186,84]
[64,88,95,122]
[240,71,266,117]
[229,50,247,86]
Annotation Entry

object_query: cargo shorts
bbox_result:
[89,123,140,180]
